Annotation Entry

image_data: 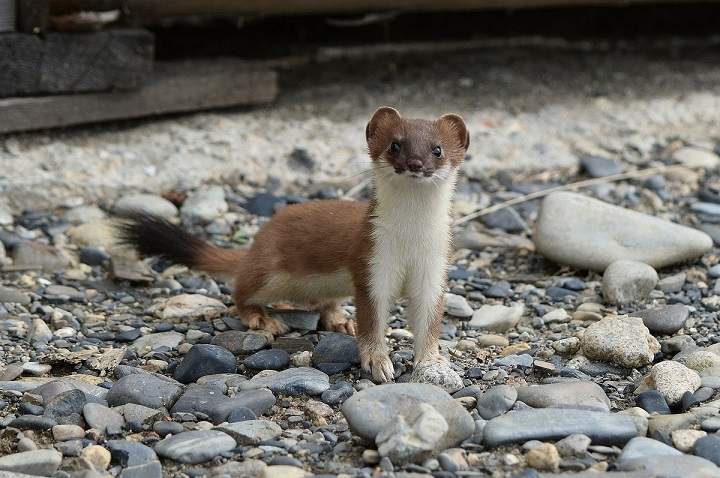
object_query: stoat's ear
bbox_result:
[366,106,402,142]
[437,114,470,151]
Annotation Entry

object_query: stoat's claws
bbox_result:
[362,354,395,383]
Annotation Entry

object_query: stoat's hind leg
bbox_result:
[235,304,288,335]
[312,301,356,335]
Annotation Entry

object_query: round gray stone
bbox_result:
[602,260,658,305]
[341,383,474,452]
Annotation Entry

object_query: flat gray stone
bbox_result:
[341,383,474,452]
[154,429,236,464]
[515,381,611,412]
[614,454,719,478]
[0,286,31,305]
[214,419,282,445]
[83,402,125,433]
[106,373,183,409]
[131,331,184,351]
[483,408,638,446]
[534,192,713,272]
[0,449,62,476]
[235,367,330,396]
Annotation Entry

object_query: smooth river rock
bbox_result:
[483,408,638,446]
[533,192,712,272]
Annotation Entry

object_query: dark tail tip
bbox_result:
[114,211,207,268]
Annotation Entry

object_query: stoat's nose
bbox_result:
[406,159,423,173]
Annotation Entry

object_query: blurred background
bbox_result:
[1,0,719,212]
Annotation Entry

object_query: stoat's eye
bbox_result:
[388,142,401,153]
[432,146,442,158]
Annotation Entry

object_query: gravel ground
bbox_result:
[1,23,720,478]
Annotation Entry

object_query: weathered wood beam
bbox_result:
[0,59,278,134]
[0,28,153,97]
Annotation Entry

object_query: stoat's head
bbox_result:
[365,106,470,182]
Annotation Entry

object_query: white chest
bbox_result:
[368,171,456,300]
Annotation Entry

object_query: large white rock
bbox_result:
[534,192,712,272]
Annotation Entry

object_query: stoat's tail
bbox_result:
[115,212,247,277]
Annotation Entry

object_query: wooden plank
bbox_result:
[0,28,153,98]
[0,60,278,134]
[17,0,49,34]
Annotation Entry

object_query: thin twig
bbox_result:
[453,160,709,226]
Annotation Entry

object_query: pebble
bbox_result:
[243,349,291,370]
[211,330,272,354]
[10,241,72,271]
[672,146,720,168]
[526,442,560,472]
[243,192,285,217]
[320,380,355,405]
[214,419,282,445]
[635,390,671,415]
[579,154,622,177]
[650,361,701,406]
[80,444,111,469]
[52,424,85,441]
[161,294,228,321]
[655,272,687,293]
[227,407,257,422]
[481,207,527,233]
[84,402,125,434]
[235,367,330,396]
[43,389,88,425]
[476,385,517,419]
[170,384,274,424]
[483,408,638,446]
[554,433,591,458]
[468,304,524,332]
[0,285,31,305]
[173,344,237,384]
[154,429,237,464]
[311,332,360,373]
[444,293,474,318]
[533,191,713,272]
[629,304,689,336]
[180,185,229,223]
[693,433,720,465]
[114,193,179,217]
[341,383,474,452]
[0,449,63,476]
[267,309,320,331]
[580,315,660,368]
[671,428,706,453]
[602,260,658,305]
[684,349,720,371]
[131,331,184,351]
[123,403,166,424]
[106,372,183,409]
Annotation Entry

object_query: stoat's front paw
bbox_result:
[361,353,395,383]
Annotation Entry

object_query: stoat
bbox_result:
[117,107,470,382]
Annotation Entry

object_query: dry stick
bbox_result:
[453,161,708,226]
